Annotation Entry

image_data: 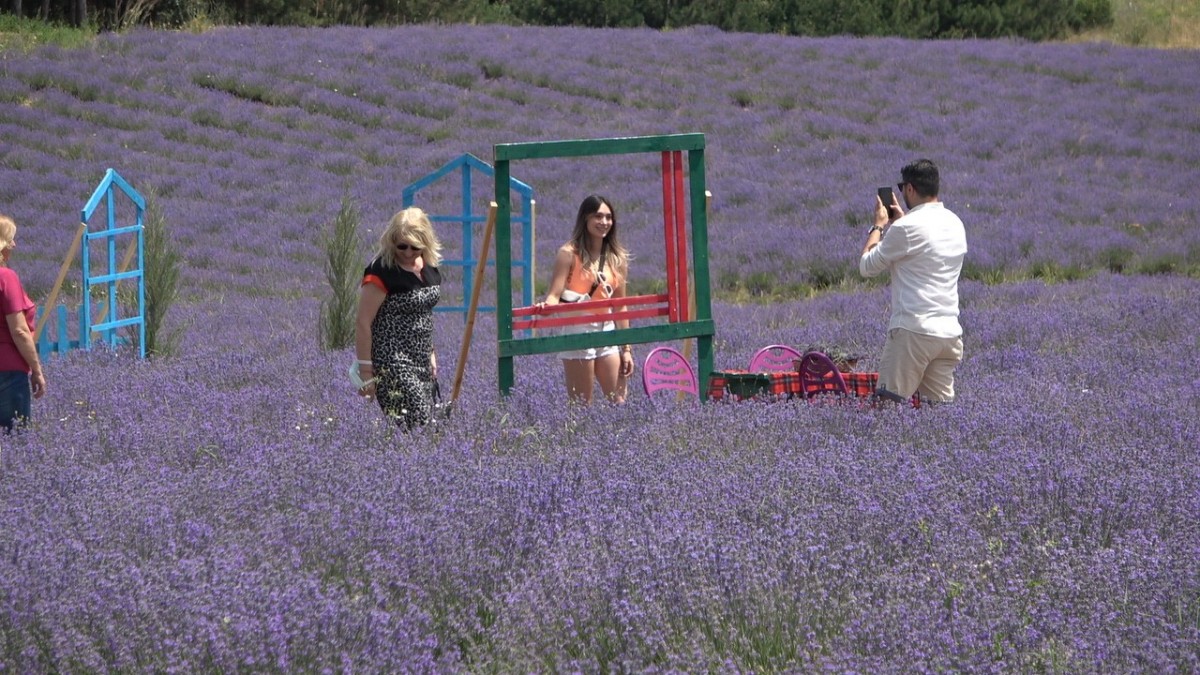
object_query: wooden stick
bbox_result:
[34,222,87,343]
[681,191,710,364]
[661,151,678,323]
[451,202,497,405]
[679,191,709,401]
[529,199,537,336]
[673,151,689,322]
[93,236,139,327]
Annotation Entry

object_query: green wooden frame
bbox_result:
[493,133,714,397]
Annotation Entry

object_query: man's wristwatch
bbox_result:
[869,225,885,236]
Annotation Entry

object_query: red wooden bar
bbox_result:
[513,306,669,331]
[512,293,671,330]
[661,151,679,323]
[513,293,670,316]
[672,150,689,322]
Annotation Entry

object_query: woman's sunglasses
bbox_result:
[395,243,422,252]
[596,269,613,298]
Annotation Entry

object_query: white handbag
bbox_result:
[348,359,376,390]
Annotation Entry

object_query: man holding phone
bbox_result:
[860,159,967,404]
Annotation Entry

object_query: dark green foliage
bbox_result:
[142,192,183,357]
[318,196,362,352]
[1099,246,1134,274]
[649,0,1108,39]
[0,0,1113,38]
[1076,0,1114,28]
[510,0,649,28]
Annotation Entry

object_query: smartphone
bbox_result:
[877,187,895,212]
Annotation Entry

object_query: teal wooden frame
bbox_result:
[493,133,714,397]
[78,169,146,359]
[402,153,535,317]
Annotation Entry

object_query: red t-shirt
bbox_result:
[0,267,36,373]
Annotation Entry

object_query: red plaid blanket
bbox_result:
[708,370,878,401]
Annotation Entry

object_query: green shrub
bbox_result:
[1135,254,1183,276]
[318,196,363,352]
[142,192,183,357]
[1099,246,1134,274]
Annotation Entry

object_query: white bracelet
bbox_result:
[356,359,373,365]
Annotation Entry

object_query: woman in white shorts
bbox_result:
[537,195,633,404]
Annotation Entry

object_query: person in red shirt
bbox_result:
[0,215,46,432]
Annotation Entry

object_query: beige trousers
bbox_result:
[877,328,964,403]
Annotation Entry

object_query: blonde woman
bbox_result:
[0,215,45,432]
[354,208,442,429]
[540,195,634,404]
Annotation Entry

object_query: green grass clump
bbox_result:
[0,14,95,53]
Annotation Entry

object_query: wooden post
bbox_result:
[672,151,689,322]
[529,199,537,300]
[34,222,86,343]
[529,199,538,336]
[679,191,709,401]
[451,202,497,405]
[661,151,679,322]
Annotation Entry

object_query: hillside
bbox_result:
[1,25,1199,671]
[3,24,1198,306]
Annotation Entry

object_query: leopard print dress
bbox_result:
[363,258,442,429]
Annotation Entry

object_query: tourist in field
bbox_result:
[0,215,46,432]
[859,159,967,404]
[538,194,634,404]
[354,207,442,429]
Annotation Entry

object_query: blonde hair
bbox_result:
[0,215,15,252]
[0,215,15,266]
[375,207,442,268]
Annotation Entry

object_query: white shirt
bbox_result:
[859,201,967,338]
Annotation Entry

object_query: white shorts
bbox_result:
[558,319,618,361]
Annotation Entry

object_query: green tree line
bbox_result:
[4,0,1113,40]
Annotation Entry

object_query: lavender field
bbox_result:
[2,24,1199,671]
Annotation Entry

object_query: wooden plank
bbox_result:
[34,221,86,343]
[451,203,497,405]
[529,199,537,303]
[495,133,705,162]
[495,160,516,393]
[513,306,669,331]
[92,236,139,328]
[688,151,712,323]
[512,293,670,316]
[499,320,715,358]
[673,150,689,322]
[56,305,70,354]
[687,150,714,394]
[680,190,709,401]
[662,151,678,323]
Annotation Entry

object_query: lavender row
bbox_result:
[2,273,1197,670]
[1,26,1198,303]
